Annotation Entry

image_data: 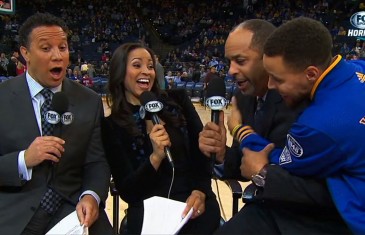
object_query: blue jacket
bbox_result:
[239,55,365,234]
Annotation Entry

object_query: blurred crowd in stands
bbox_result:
[1,0,365,95]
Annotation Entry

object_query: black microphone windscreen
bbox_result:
[140,91,157,106]
[52,92,69,114]
[206,77,226,98]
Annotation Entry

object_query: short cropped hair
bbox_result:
[19,12,69,49]
[264,17,333,72]
[234,19,276,55]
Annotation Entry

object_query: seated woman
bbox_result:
[102,42,221,234]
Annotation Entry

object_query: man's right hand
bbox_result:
[227,96,243,134]
[24,136,65,168]
[199,111,227,163]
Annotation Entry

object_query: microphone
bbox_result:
[51,91,73,138]
[47,92,70,138]
[52,92,69,115]
[205,77,227,169]
[139,91,174,168]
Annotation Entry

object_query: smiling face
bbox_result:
[124,47,156,105]
[225,28,269,97]
[20,26,69,88]
[264,55,314,107]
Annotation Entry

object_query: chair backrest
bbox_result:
[175,82,187,89]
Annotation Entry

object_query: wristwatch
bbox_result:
[251,164,269,187]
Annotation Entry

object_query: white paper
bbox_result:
[46,210,89,235]
[141,196,193,235]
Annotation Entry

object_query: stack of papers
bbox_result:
[46,210,88,235]
[141,196,193,235]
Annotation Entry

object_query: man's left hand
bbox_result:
[240,143,274,179]
[76,195,99,228]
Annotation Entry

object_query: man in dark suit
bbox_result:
[199,19,349,234]
[0,13,112,235]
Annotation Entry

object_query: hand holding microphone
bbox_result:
[205,77,227,167]
[149,124,172,167]
[140,91,174,168]
[24,92,70,168]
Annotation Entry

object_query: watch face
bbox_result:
[252,175,265,187]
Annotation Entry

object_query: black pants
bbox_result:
[21,206,53,235]
[22,203,113,235]
[214,202,352,235]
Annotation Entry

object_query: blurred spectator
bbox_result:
[340,42,350,56]
[81,74,94,88]
[0,52,9,75]
[66,68,73,79]
[72,69,82,82]
[337,26,346,36]
[191,64,201,83]
[204,66,219,89]
[15,57,26,75]
[81,61,88,75]
[154,54,165,90]
[87,63,95,78]
[181,71,190,82]
[101,52,110,63]
[165,70,175,89]
[174,71,182,83]
[100,62,110,77]
[6,56,16,76]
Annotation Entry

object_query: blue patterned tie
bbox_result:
[39,89,63,214]
[40,89,53,136]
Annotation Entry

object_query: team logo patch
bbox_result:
[360,117,365,125]
[279,147,292,165]
[287,134,303,157]
[356,72,365,83]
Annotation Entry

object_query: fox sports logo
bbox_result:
[350,11,365,29]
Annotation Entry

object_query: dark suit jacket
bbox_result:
[0,74,111,235]
[223,89,302,179]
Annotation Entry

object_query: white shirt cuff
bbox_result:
[80,190,100,206]
[18,150,32,180]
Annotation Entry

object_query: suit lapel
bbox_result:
[259,90,282,137]
[235,91,256,127]
[58,79,76,139]
[10,75,40,141]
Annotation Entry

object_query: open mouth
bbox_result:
[50,67,63,76]
[137,78,150,88]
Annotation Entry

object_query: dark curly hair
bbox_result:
[264,17,332,72]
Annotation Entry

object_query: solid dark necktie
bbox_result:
[254,97,265,134]
[39,89,63,215]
